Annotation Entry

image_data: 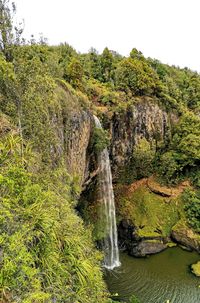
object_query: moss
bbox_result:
[167,242,177,248]
[172,219,187,232]
[191,261,200,277]
[172,219,200,242]
[116,185,180,238]
[90,127,110,153]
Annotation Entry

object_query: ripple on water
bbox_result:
[105,247,200,303]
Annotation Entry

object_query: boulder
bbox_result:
[171,221,200,252]
[118,219,167,257]
[128,240,167,257]
[191,261,200,277]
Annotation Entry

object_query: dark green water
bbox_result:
[105,247,200,303]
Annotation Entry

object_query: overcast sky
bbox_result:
[14,0,200,72]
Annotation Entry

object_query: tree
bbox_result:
[172,112,200,166]
[115,57,159,95]
[183,189,200,233]
[130,48,144,60]
[132,138,155,178]
[0,0,23,60]
[0,53,25,161]
[0,0,13,59]
[65,57,84,90]
[158,112,200,184]
[87,48,102,81]
[186,75,200,109]
[100,47,113,82]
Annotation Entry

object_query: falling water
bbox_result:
[93,115,120,270]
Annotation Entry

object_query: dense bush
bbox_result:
[157,112,200,184]
[183,189,200,233]
[132,138,155,179]
[91,126,110,153]
[0,132,108,303]
[115,57,159,96]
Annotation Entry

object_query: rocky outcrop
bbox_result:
[147,177,191,198]
[118,219,167,257]
[129,240,167,257]
[64,110,92,186]
[171,221,200,252]
[0,114,12,135]
[49,86,93,188]
[109,98,172,177]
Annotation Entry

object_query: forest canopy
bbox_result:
[0,0,200,302]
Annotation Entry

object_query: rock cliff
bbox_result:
[107,98,173,179]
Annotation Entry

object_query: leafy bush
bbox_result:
[132,138,155,179]
[157,112,200,184]
[0,133,108,303]
[157,151,182,184]
[91,127,110,153]
[115,57,159,96]
[183,189,200,233]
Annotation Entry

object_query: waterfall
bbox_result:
[93,115,120,270]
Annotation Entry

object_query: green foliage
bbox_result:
[129,294,141,303]
[130,48,144,60]
[117,185,179,238]
[100,47,114,82]
[172,112,200,164]
[191,261,200,277]
[190,169,200,188]
[86,79,124,106]
[115,57,160,96]
[132,138,155,179]
[0,0,15,60]
[183,189,200,233]
[0,52,15,100]
[157,112,200,184]
[91,127,110,153]
[0,3,200,300]
[0,133,108,303]
[157,151,182,184]
[64,57,84,90]
[86,48,103,81]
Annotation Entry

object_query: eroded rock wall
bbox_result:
[109,99,172,176]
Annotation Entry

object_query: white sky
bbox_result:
[14,0,200,72]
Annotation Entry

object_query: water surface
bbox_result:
[105,247,200,303]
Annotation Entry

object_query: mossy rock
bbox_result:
[191,261,200,277]
[171,219,200,252]
[116,184,180,238]
[167,242,177,248]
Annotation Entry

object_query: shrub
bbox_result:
[115,57,159,96]
[183,189,200,233]
[91,127,110,153]
[0,133,108,303]
[132,138,155,179]
[157,151,182,184]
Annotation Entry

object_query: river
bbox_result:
[105,247,200,303]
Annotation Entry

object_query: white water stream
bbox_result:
[93,115,120,270]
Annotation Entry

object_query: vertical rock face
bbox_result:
[132,101,170,144]
[65,111,92,186]
[50,93,174,189]
[49,87,92,187]
[109,99,172,175]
